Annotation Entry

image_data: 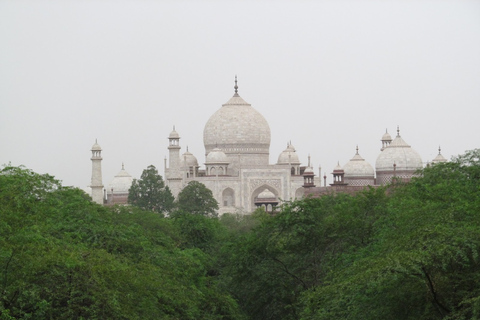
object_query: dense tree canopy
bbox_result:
[0,165,240,319]
[176,181,219,216]
[1,149,479,319]
[128,165,174,214]
[222,149,480,320]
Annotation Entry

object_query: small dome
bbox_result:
[432,146,448,164]
[83,186,92,196]
[206,148,229,164]
[169,127,180,139]
[257,188,276,200]
[180,149,199,168]
[333,162,343,172]
[91,140,102,151]
[344,147,374,178]
[381,129,392,142]
[376,130,423,172]
[277,143,301,165]
[303,166,314,175]
[108,164,133,194]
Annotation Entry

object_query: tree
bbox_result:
[176,181,218,216]
[225,187,388,320]
[0,165,243,320]
[128,165,174,214]
[300,149,480,320]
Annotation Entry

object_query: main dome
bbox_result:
[203,89,271,161]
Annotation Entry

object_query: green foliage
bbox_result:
[3,148,479,319]
[300,149,480,320]
[128,165,174,214]
[219,212,262,237]
[0,165,241,319]
[176,181,219,216]
[173,213,222,252]
[224,187,388,320]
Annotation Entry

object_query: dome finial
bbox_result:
[308,154,311,167]
[438,145,441,155]
[397,125,400,137]
[234,75,239,96]
[122,162,124,170]
[356,145,359,155]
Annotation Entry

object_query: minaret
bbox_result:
[168,126,181,174]
[90,139,104,204]
[167,126,182,197]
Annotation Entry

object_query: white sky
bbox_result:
[1,0,479,188]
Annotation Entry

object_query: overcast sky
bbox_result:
[1,0,479,189]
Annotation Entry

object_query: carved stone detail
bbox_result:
[250,179,281,192]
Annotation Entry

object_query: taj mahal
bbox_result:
[88,79,447,214]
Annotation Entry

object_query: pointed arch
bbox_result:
[251,185,279,211]
[295,187,305,200]
[222,188,235,207]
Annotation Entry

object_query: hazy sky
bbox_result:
[1,0,479,188]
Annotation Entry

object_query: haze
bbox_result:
[1,1,479,189]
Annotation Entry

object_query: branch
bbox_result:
[271,257,308,290]
[422,266,451,315]
[2,250,14,294]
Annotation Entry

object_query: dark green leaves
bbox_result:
[176,181,219,216]
[128,165,174,214]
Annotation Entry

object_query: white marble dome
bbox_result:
[91,140,102,151]
[333,162,343,172]
[376,132,423,172]
[203,92,271,158]
[180,149,199,168]
[108,164,133,194]
[206,148,229,164]
[83,186,92,197]
[169,128,180,139]
[432,147,448,164]
[381,130,392,142]
[277,143,301,165]
[344,148,374,178]
[303,166,314,175]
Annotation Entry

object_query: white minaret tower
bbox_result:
[90,139,104,204]
[166,126,182,197]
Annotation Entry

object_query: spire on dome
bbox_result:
[397,125,400,137]
[234,75,239,96]
[432,145,447,163]
[122,162,124,170]
[356,145,359,155]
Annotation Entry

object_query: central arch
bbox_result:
[251,185,279,211]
